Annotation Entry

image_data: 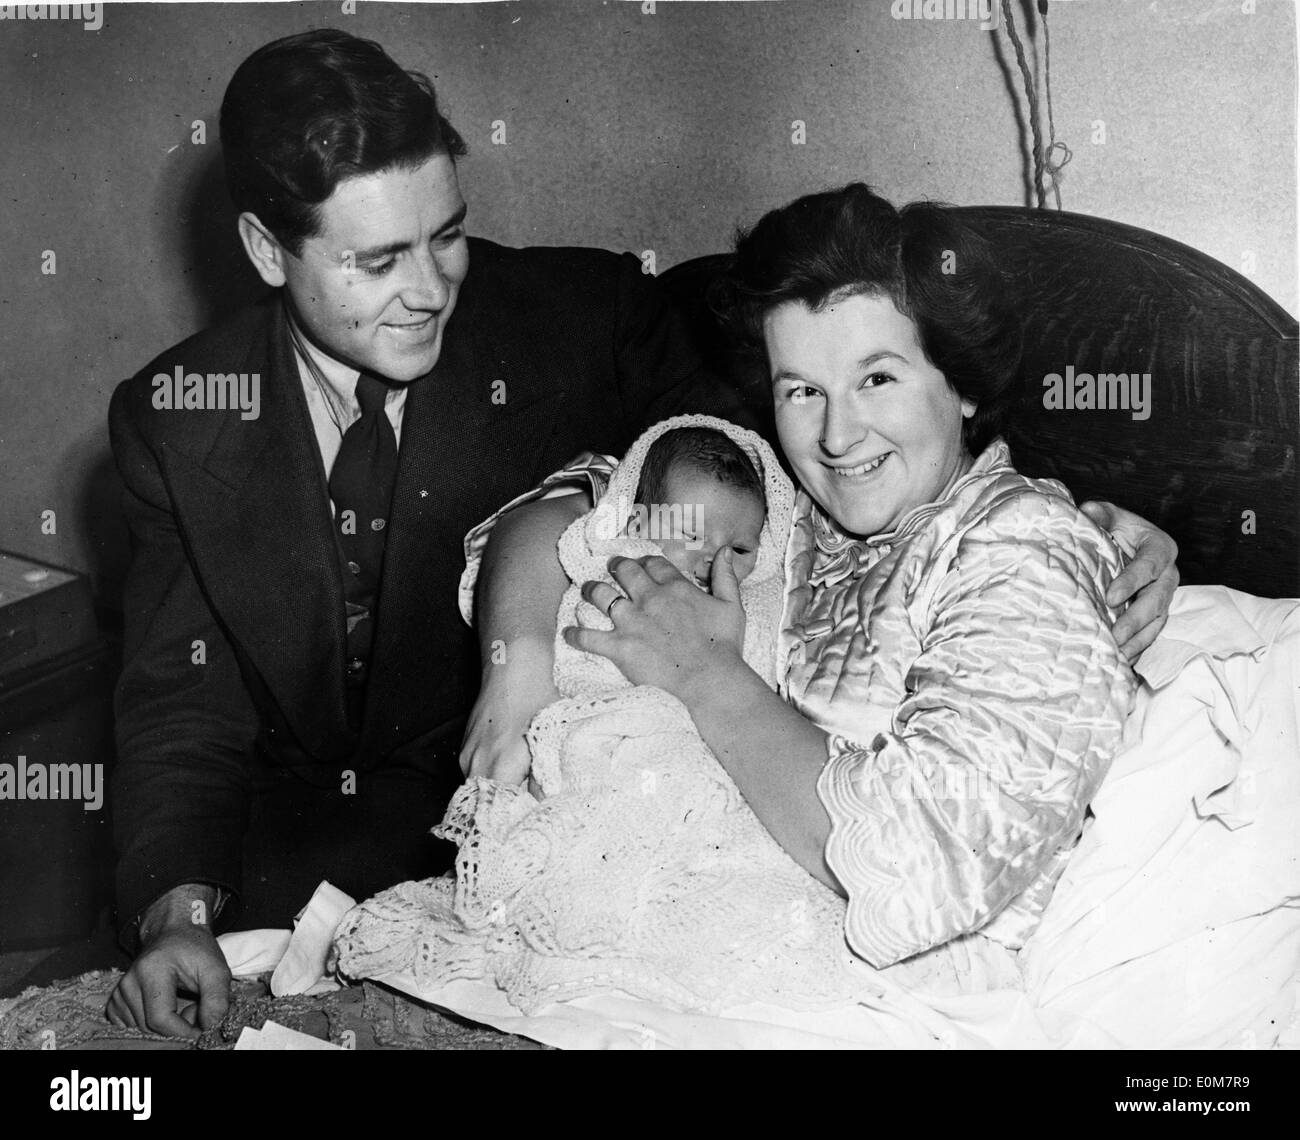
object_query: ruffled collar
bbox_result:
[807,438,1013,587]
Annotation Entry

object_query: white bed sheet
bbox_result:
[367,588,1300,1049]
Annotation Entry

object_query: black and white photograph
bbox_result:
[0,0,1297,1095]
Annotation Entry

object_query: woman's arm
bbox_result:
[814,494,1137,966]
[460,492,590,784]
[570,551,839,887]
[686,648,840,891]
[572,494,1137,968]
[457,453,620,783]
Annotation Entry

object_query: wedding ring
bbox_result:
[607,596,627,619]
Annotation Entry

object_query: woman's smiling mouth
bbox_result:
[828,452,891,478]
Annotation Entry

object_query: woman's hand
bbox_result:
[459,638,559,785]
[565,549,748,703]
[1080,499,1180,659]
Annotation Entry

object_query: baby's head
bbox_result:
[628,427,766,591]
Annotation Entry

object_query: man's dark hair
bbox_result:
[635,427,765,510]
[714,183,1021,455]
[220,28,467,255]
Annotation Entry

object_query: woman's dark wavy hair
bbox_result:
[220,29,467,255]
[714,183,1021,455]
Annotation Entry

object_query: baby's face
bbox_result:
[628,468,765,591]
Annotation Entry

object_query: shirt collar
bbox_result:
[285,303,362,408]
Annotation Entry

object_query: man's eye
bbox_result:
[360,260,395,277]
[732,547,753,557]
[435,227,466,247]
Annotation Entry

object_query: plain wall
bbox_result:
[1,0,1295,595]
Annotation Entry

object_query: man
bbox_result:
[105,28,1175,1035]
[104,28,748,1035]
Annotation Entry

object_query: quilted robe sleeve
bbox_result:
[817,488,1138,968]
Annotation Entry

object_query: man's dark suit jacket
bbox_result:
[108,237,745,936]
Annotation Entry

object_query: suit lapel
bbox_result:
[166,302,352,759]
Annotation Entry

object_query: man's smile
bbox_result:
[382,314,437,337]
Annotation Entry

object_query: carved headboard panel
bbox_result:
[659,206,1299,597]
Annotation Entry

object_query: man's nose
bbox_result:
[401,248,450,311]
[819,395,866,458]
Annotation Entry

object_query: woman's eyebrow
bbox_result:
[771,368,810,384]
[857,350,908,369]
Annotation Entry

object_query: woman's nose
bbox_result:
[819,396,866,457]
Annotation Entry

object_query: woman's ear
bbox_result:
[237,212,288,288]
[960,397,977,419]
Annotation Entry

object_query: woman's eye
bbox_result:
[782,386,821,403]
[862,371,896,388]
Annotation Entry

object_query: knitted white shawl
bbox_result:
[334,417,871,1014]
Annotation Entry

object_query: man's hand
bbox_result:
[459,638,559,784]
[1080,500,1180,660]
[106,884,231,1039]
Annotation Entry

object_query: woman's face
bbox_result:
[765,292,975,538]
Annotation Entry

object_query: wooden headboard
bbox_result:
[659,207,1299,598]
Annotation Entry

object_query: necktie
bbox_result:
[328,373,398,674]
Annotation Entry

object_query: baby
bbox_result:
[519,425,765,804]
[334,416,867,1015]
[621,425,767,594]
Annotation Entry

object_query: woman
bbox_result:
[541,188,1298,1047]
[562,183,1138,975]
[338,184,1168,1020]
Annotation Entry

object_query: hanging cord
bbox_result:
[1040,1,1073,210]
[1001,0,1046,208]
[1001,0,1072,210]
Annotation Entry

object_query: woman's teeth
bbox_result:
[833,453,889,477]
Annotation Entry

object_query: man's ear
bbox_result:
[237,212,289,288]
